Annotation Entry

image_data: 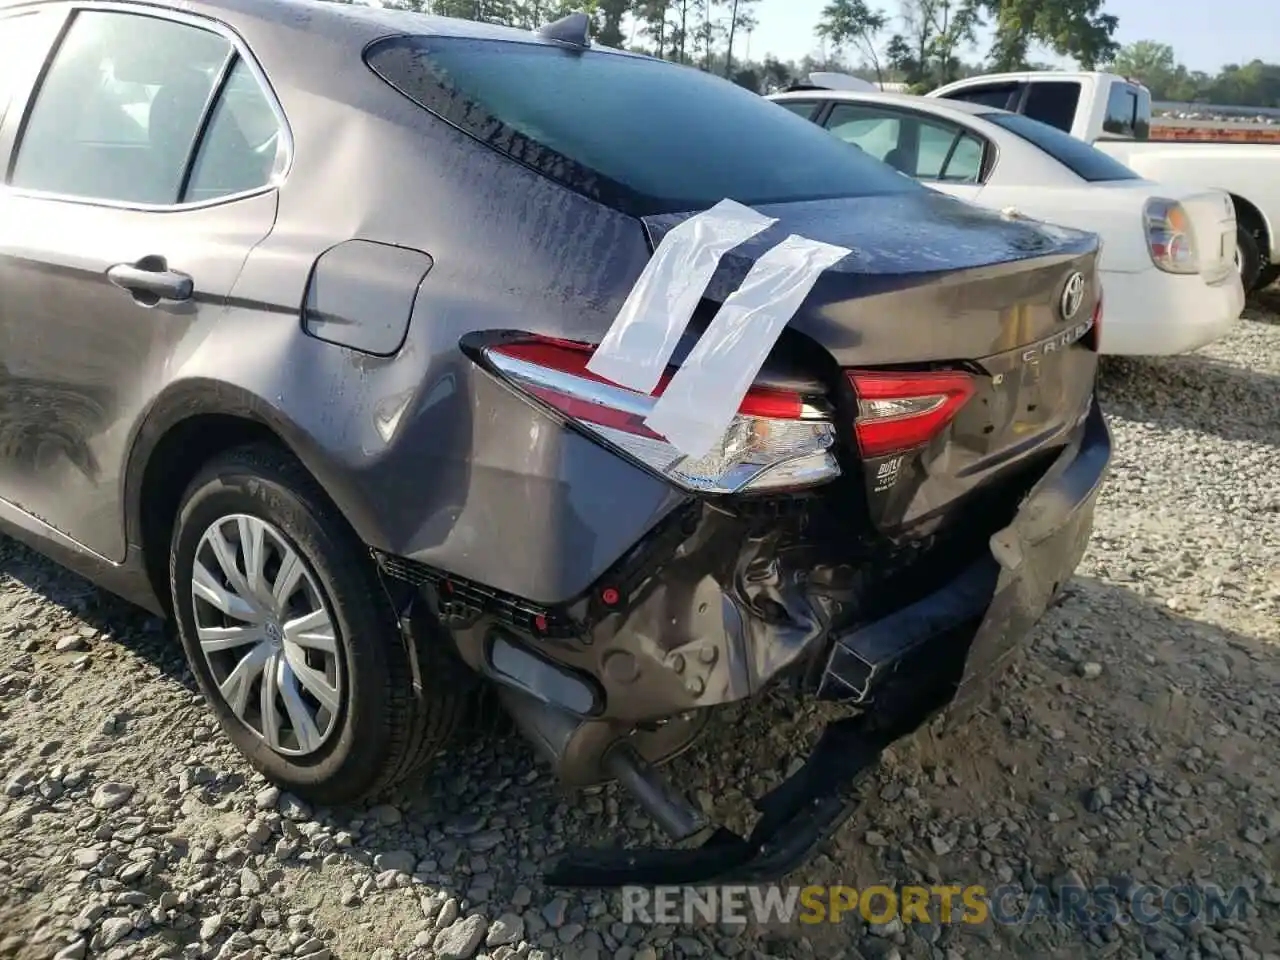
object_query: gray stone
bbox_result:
[254,787,281,811]
[435,915,488,960]
[91,783,133,810]
[240,868,263,896]
[368,804,402,826]
[486,913,525,948]
[200,913,224,941]
[97,918,134,949]
[542,897,569,928]
[372,849,416,874]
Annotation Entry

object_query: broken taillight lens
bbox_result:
[846,369,976,458]
[484,337,840,494]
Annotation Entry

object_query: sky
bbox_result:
[744,0,1280,74]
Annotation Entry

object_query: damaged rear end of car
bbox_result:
[362,24,1112,884]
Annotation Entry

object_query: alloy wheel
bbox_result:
[190,514,343,756]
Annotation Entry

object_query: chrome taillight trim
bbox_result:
[486,348,832,422]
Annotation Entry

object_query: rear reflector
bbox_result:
[846,369,976,458]
[485,337,840,494]
[1088,289,1104,352]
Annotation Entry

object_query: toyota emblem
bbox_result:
[1060,272,1086,322]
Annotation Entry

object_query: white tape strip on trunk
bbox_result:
[644,234,852,458]
[586,198,777,395]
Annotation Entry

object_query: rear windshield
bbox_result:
[979,111,1140,182]
[364,35,919,217]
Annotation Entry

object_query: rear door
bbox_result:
[0,4,286,561]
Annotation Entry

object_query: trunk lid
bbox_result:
[644,190,1102,534]
[642,190,1100,364]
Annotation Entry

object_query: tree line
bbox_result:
[1111,41,1280,109]
[363,0,1280,108]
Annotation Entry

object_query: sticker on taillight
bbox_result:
[583,198,860,459]
[485,336,842,496]
[585,198,776,395]
[644,234,851,458]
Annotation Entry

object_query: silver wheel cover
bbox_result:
[191,514,343,757]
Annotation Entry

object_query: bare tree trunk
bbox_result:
[702,4,713,71]
[935,0,952,84]
[679,0,688,62]
[724,0,740,77]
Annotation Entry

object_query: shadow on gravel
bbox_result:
[1244,285,1280,323]
[3,521,1279,958]
[1098,348,1277,448]
[786,572,1280,960]
[0,534,194,691]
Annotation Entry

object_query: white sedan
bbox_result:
[769,89,1245,356]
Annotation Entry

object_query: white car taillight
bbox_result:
[483,337,839,494]
[1144,198,1199,274]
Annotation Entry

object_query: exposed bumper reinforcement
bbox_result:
[544,402,1110,889]
[544,711,917,887]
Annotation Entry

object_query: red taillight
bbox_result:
[490,339,805,426]
[846,369,976,458]
[484,336,839,494]
[1088,290,1104,352]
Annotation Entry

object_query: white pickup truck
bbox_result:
[927,71,1280,290]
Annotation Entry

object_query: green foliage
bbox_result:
[332,0,1280,109]
[816,0,888,83]
[981,0,1118,70]
[1110,41,1280,108]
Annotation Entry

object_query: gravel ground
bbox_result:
[1,298,1278,960]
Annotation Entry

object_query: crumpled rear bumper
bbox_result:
[546,399,1111,886]
[821,397,1111,725]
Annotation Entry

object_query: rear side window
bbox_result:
[1103,82,1152,141]
[1022,81,1081,133]
[9,9,284,205]
[186,60,287,202]
[822,102,985,184]
[980,112,1140,182]
[364,36,919,216]
[773,99,820,119]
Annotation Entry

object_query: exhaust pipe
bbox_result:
[497,685,709,842]
[601,741,707,841]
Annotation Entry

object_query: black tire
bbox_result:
[1237,225,1262,291]
[169,443,462,805]
[1257,264,1280,290]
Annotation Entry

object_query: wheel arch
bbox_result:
[1229,193,1272,263]
[123,379,376,617]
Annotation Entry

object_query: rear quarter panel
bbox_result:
[125,0,688,606]
[975,183,1152,272]
[1098,141,1280,259]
